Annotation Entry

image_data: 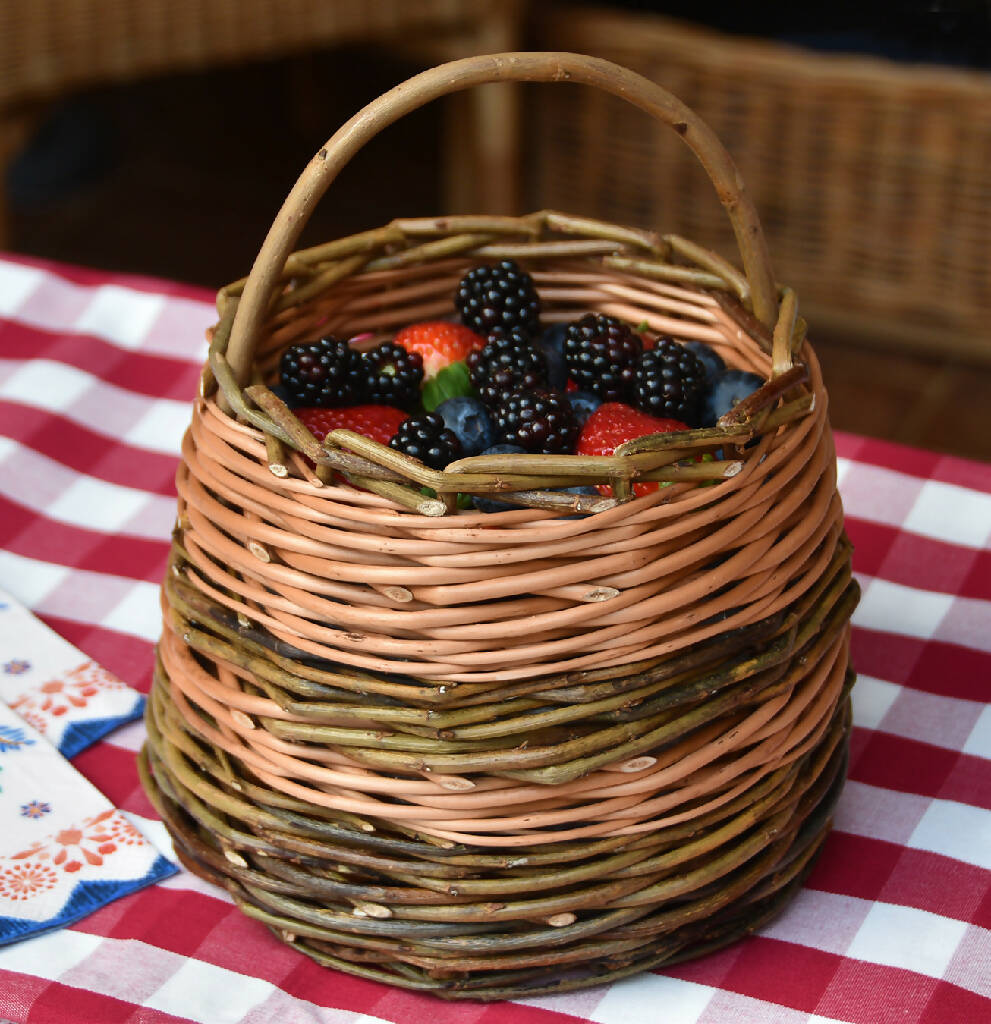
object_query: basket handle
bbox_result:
[226,52,778,385]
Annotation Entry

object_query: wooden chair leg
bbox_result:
[439,0,522,215]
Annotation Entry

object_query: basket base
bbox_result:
[139,700,850,1001]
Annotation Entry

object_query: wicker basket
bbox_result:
[531,9,991,364]
[141,52,859,1000]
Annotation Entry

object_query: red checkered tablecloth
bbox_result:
[0,254,988,1024]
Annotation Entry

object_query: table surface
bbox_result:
[0,253,988,1024]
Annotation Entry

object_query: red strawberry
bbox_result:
[394,321,486,378]
[576,402,688,496]
[296,405,408,446]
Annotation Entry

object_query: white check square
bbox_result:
[0,260,43,314]
[45,475,152,533]
[146,958,274,1023]
[910,799,991,871]
[100,580,165,642]
[963,705,991,759]
[124,399,192,455]
[846,901,967,979]
[851,675,901,732]
[853,577,954,642]
[589,973,714,1024]
[74,285,165,349]
[0,359,93,410]
[0,927,101,978]
[904,480,991,549]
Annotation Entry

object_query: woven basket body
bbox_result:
[142,53,859,1000]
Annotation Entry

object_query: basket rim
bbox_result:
[202,211,812,516]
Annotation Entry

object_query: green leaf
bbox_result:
[421,361,474,412]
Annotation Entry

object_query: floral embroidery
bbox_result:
[3,659,30,675]
[102,814,146,847]
[14,809,123,874]
[11,660,129,731]
[0,725,34,753]
[20,800,52,819]
[0,859,58,901]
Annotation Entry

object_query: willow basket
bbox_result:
[142,52,860,1000]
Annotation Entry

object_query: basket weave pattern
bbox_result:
[142,53,859,999]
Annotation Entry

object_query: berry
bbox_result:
[684,340,726,381]
[535,323,569,390]
[566,390,602,428]
[701,369,765,426]
[389,412,463,469]
[295,405,408,446]
[455,259,541,338]
[563,314,643,403]
[359,342,423,410]
[632,338,708,425]
[577,402,688,496]
[279,336,361,407]
[471,444,525,513]
[492,389,579,455]
[466,327,548,407]
[436,396,494,457]
[394,321,486,378]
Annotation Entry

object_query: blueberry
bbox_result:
[536,323,569,390]
[701,369,765,426]
[435,396,494,457]
[566,390,602,428]
[683,341,726,381]
[471,444,524,513]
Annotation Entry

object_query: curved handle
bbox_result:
[226,52,778,385]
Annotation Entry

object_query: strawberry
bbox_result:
[394,321,486,378]
[576,402,688,496]
[295,405,408,446]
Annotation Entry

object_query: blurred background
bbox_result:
[2,0,989,460]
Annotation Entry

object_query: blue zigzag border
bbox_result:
[0,853,177,946]
[57,697,146,759]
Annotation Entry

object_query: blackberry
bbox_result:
[389,413,463,469]
[563,314,643,403]
[492,389,579,455]
[279,336,360,407]
[455,259,541,338]
[633,338,708,425]
[360,342,424,410]
[466,327,548,407]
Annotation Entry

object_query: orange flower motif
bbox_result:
[11,661,128,728]
[0,860,58,901]
[12,809,124,874]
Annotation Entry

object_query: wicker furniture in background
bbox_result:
[0,0,521,246]
[531,8,991,363]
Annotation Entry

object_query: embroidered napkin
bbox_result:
[0,699,176,944]
[0,586,145,757]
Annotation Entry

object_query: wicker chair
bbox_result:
[531,7,991,363]
[0,0,521,247]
